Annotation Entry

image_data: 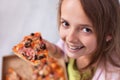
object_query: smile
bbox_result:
[69,46,83,50]
[66,44,84,52]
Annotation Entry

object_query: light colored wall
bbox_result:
[0,0,59,55]
[0,0,59,78]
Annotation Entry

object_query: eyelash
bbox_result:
[61,21,69,28]
[82,27,92,33]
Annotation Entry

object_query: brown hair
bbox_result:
[57,0,120,68]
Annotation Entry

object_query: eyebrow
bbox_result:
[60,18,68,22]
[61,18,93,28]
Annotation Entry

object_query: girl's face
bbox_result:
[59,0,97,59]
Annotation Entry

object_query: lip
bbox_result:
[65,43,84,53]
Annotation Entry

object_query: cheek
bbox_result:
[88,39,97,53]
[59,27,66,41]
[81,36,97,51]
[89,39,97,51]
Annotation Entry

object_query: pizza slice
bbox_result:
[32,57,66,80]
[12,32,48,65]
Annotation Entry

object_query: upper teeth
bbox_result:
[69,46,81,50]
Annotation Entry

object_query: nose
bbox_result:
[67,29,78,43]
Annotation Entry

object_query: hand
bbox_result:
[42,39,63,58]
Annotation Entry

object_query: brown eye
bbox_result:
[83,28,92,33]
[61,21,69,28]
[62,21,69,26]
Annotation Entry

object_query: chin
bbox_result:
[66,52,80,59]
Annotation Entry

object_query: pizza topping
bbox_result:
[27,55,33,60]
[24,38,33,48]
[24,42,31,48]
[38,54,46,60]
[27,38,33,42]
[34,55,38,60]
[34,44,41,52]
[31,33,35,36]
[41,74,46,78]
[39,36,42,40]
[21,52,26,56]
[13,32,48,62]
[40,42,46,50]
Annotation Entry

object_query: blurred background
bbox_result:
[0,0,59,78]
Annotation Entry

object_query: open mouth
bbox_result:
[66,43,85,52]
[68,46,84,50]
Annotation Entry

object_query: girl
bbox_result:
[45,0,120,80]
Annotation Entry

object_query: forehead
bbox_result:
[61,0,93,27]
[61,0,82,17]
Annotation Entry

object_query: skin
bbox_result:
[59,0,97,69]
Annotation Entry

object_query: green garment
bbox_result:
[67,58,96,80]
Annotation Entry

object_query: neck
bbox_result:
[76,55,97,71]
[76,56,90,69]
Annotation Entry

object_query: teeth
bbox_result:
[69,46,81,50]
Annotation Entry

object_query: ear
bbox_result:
[106,35,112,42]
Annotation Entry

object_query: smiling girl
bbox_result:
[44,0,120,80]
